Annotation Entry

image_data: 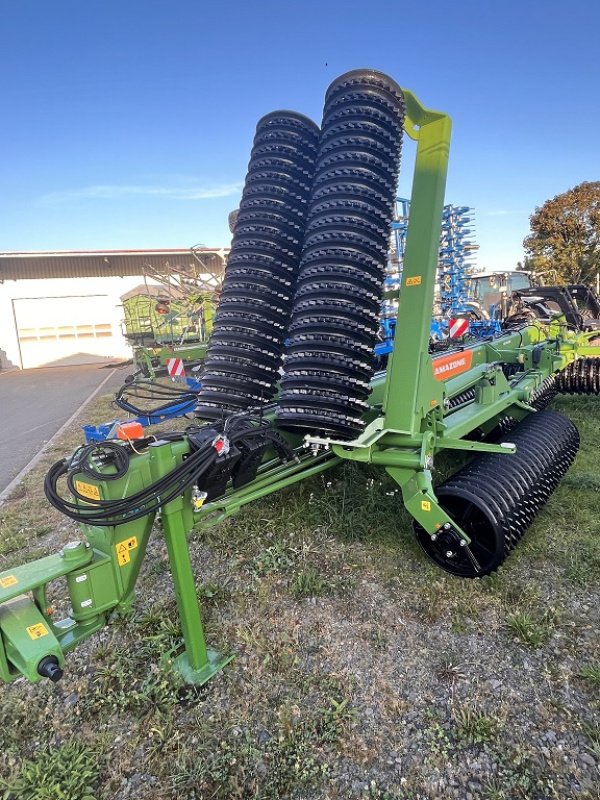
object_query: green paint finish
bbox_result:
[0,596,64,683]
[148,440,230,680]
[172,648,233,686]
[0,546,92,606]
[383,92,452,434]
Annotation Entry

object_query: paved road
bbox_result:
[0,364,128,494]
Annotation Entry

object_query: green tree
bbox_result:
[523,181,600,285]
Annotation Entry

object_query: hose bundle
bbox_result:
[115,379,200,417]
[44,416,296,526]
[44,437,216,526]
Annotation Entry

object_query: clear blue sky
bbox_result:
[1,0,598,270]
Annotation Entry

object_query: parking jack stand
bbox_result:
[150,442,233,684]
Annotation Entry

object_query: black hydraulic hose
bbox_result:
[44,418,290,527]
[115,379,200,416]
[44,442,218,526]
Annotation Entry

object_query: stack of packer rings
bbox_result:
[556,357,600,394]
[276,69,406,438]
[196,112,320,419]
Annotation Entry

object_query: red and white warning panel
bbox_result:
[448,318,469,339]
[166,357,186,378]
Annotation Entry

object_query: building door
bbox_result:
[13,295,121,369]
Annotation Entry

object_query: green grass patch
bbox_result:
[505,608,558,648]
[290,567,330,598]
[577,662,600,687]
[453,705,500,746]
[0,741,99,800]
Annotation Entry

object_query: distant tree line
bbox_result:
[521,181,600,287]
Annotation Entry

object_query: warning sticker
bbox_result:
[0,575,18,589]
[406,276,422,287]
[115,536,138,567]
[75,480,101,501]
[26,623,49,639]
[421,500,432,512]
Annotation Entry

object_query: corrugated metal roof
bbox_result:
[0,248,228,281]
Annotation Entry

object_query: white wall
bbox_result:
[0,275,145,369]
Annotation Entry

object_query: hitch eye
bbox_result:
[37,655,63,683]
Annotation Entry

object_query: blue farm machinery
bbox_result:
[0,69,598,687]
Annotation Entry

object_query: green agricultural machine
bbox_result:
[122,288,215,379]
[1,70,598,688]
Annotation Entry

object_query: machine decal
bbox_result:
[115,537,138,567]
[449,318,469,338]
[432,351,474,380]
[167,357,186,378]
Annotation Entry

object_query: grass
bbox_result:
[577,662,600,687]
[0,388,599,798]
[505,609,557,648]
[582,721,600,760]
[453,706,500,746]
[290,567,330,598]
[0,741,99,800]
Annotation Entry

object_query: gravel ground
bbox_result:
[0,392,598,800]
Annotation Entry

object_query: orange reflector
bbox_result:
[117,422,145,440]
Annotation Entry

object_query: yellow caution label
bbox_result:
[115,536,138,567]
[26,623,49,639]
[421,500,432,512]
[75,480,101,501]
[0,575,18,589]
[406,276,422,287]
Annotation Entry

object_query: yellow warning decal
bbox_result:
[75,480,101,501]
[406,276,422,287]
[27,623,49,639]
[0,575,18,589]
[421,500,431,512]
[115,536,138,567]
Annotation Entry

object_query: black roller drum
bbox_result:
[277,69,406,438]
[196,111,319,419]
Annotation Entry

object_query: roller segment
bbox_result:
[196,111,319,419]
[556,358,600,394]
[416,411,580,577]
[277,69,406,438]
[447,388,476,409]
[529,376,558,409]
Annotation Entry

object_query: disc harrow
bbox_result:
[3,70,599,691]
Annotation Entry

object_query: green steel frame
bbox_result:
[1,88,599,687]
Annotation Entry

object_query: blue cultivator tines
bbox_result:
[379,198,480,353]
[438,204,478,320]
